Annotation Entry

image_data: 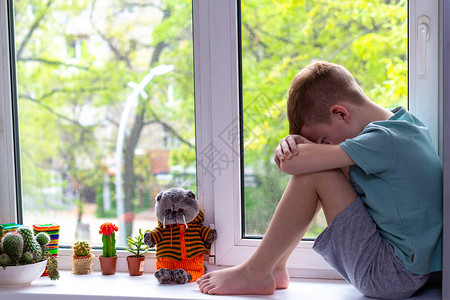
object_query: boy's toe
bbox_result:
[202,283,214,294]
[197,273,210,285]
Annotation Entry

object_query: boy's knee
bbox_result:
[292,168,346,182]
[309,168,349,187]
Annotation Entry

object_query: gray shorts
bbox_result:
[313,197,429,299]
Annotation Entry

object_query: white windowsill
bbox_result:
[0,270,441,300]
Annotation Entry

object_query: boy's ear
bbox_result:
[330,105,350,123]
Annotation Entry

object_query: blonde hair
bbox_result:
[287,61,367,134]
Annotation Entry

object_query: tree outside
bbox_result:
[14,0,407,246]
[15,0,195,246]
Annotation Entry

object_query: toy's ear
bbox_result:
[156,192,164,202]
[186,190,196,199]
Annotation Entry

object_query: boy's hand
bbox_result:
[274,134,313,168]
[275,139,355,175]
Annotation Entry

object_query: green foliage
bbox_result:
[124,228,150,257]
[14,0,197,243]
[14,0,408,242]
[244,161,290,235]
[46,253,60,281]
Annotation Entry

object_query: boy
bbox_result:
[197,61,442,298]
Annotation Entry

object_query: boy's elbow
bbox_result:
[279,161,297,175]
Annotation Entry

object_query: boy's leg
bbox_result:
[273,202,321,289]
[197,169,357,295]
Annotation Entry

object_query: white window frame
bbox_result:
[0,0,18,224]
[0,0,443,282]
[409,0,441,152]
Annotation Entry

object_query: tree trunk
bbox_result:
[123,104,146,238]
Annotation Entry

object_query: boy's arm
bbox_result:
[277,143,355,175]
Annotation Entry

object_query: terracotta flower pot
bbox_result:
[71,254,94,275]
[99,255,118,275]
[126,255,146,276]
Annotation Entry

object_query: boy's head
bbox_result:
[287,61,368,135]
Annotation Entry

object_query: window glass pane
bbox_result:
[241,0,408,237]
[14,0,196,247]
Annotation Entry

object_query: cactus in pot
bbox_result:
[2,232,24,263]
[71,240,94,275]
[18,227,43,262]
[73,241,91,257]
[0,226,59,281]
[36,232,50,251]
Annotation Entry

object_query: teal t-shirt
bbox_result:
[339,107,442,275]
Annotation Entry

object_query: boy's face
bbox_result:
[300,118,355,145]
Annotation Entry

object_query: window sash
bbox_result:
[0,0,443,282]
[192,0,338,276]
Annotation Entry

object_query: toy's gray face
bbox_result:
[155,188,199,226]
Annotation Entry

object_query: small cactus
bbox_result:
[0,253,11,266]
[19,227,45,261]
[36,232,50,247]
[22,251,34,263]
[18,227,34,249]
[2,232,24,264]
[73,241,91,257]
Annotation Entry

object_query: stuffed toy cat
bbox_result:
[144,187,218,284]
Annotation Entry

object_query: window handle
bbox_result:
[418,15,430,76]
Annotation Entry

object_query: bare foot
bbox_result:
[197,264,276,295]
[273,267,290,289]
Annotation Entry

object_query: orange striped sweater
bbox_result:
[149,210,212,261]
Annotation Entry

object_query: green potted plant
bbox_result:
[71,240,94,275]
[124,228,150,276]
[98,222,118,275]
[0,226,59,288]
